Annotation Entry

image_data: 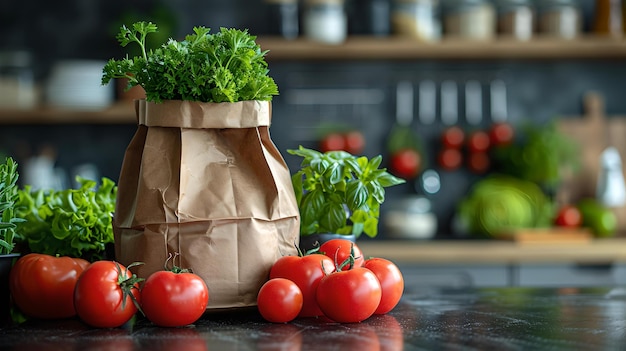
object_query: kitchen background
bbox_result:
[0,0,625,240]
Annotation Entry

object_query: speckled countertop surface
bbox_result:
[2,286,626,350]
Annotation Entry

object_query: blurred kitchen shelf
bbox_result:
[0,101,136,124]
[257,35,626,61]
[358,238,626,265]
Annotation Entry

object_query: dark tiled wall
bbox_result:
[1,0,624,238]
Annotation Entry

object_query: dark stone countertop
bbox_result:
[1,286,626,350]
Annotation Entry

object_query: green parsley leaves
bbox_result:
[102,22,278,103]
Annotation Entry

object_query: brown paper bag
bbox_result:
[113,99,300,310]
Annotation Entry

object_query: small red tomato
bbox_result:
[257,278,303,323]
[438,148,463,171]
[141,270,209,327]
[344,131,365,155]
[467,151,491,174]
[390,148,421,179]
[489,122,514,146]
[316,267,382,323]
[319,239,365,271]
[320,133,346,153]
[9,253,90,319]
[270,254,336,317]
[555,205,583,228]
[467,130,491,153]
[74,261,141,328]
[363,258,404,314]
[441,126,465,149]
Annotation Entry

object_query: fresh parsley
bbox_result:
[102,21,278,103]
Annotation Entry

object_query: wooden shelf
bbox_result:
[358,238,626,265]
[0,101,136,125]
[2,36,624,124]
[257,35,626,61]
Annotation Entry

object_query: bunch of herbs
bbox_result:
[102,21,278,103]
[288,146,405,238]
[15,177,117,261]
[0,157,24,255]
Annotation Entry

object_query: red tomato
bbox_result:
[390,148,421,179]
[441,126,465,149]
[316,267,382,323]
[344,131,366,155]
[141,270,209,327]
[555,205,583,228]
[467,130,491,152]
[9,253,89,319]
[438,148,463,171]
[319,238,365,271]
[363,258,404,314]
[270,253,336,317]
[319,133,346,153]
[489,122,514,146]
[74,261,141,328]
[257,278,303,323]
[467,151,491,174]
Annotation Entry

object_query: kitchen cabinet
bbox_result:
[359,238,626,288]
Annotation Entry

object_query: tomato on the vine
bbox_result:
[316,266,382,323]
[438,148,463,171]
[489,122,514,146]
[467,151,491,174]
[270,253,335,317]
[363,258,404,314]
[141,269,209,327]
[555,205,583,228]
[319,239,365,271]
[344,131,365,155]
[9,253,89,319]
[319,133,346,153]
[441,126,465,149]
[74,261,142,328]
[390,148,421,179]
[257,278,303,323]
[467,130,491,153]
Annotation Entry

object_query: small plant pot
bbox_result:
[0,253,20,326]
[299,233,356,253]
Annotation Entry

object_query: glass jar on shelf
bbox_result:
[538,0,581,39]
[0,50,36,109]
[496,0,534,41]
[391,0,442,42]
[303,0,348,44]
[443,0,496,40]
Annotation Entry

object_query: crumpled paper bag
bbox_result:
[114,99,300,310]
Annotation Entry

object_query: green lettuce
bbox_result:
[15,177,117,261]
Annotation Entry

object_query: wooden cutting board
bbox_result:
[556,92,626,235]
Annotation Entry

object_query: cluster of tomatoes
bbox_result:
[439,122,514,174]
[257,238,404,324]
[318,131,366,155]
[9,254,209,328]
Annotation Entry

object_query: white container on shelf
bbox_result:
[392,0,442,42]
[46,60,113,110]
[538,0,581,39]
[443,0,496,40]
[303,0,348,44]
